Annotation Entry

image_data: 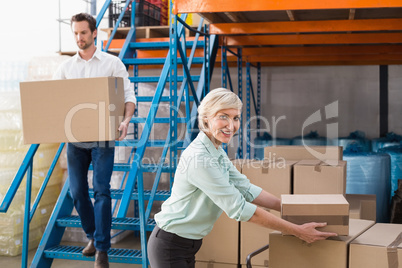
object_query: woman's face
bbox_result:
[205,108,241,148]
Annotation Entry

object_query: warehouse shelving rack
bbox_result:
[2,1,402,268]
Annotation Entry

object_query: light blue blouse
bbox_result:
[155,131,262,239]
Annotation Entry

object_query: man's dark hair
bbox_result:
[71,13,97,33]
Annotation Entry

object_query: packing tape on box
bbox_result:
[282,215,349,225]
[115,78,118,94]
[262,160,270,173]
[387,232,402,268]
[314,162,323,172]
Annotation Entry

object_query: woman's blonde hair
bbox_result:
[197,88,242,131]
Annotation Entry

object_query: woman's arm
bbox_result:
[251,190,281,212]
[248,207,337,243]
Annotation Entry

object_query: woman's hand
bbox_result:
[294,222,338,243]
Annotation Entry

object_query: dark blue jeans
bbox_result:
[67,142,115,252]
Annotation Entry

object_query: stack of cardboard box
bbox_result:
[195,146,381,268]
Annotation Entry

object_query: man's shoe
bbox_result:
[95,251,109,268]
[82,239,96,256]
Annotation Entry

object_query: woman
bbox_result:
[147,88,336,268]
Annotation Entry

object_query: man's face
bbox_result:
[71,21,96,50]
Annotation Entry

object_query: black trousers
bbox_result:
[147,226,203,268]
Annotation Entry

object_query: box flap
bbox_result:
[296,159,322,166]
[264,146,343,161]
[282,194,349,205]
[351,223,402,248]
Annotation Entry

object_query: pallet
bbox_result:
[101,25,197,39]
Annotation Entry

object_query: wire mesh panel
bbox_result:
[108,0,161,27]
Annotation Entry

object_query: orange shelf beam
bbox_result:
[223,32,402,47]
[241,45,402,57]
[246,54,402,66]
[210,19,402,35]
[174,0,402,14]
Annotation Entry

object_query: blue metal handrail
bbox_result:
[0,144,39,213]
[104,0,133,52]
[0,143,65,268]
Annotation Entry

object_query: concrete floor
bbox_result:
[0,235,144,267]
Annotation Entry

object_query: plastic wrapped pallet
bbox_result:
[330,130,371,152]
[291,130,327,146]
[253,132,291,160]
[0,77,63,255]
[378,145,402,199]
[344,151,391,223]
[0,227,43,256]
[371,132,402,152]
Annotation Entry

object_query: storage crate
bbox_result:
[148,0,168,25]
[108,0,161,28]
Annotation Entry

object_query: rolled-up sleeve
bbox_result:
[112,59,137,105]
[187,153,259,222]
[228,161,263,202]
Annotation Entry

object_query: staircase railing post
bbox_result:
[22,159,33,268]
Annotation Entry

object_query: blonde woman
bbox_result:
[147,88,336,268]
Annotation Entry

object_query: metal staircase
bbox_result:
[0,1,218,267]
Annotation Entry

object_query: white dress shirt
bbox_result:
[53,48,136,104]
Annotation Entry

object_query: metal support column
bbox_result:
[380,65,388,137]
[169,14,178,187]
[256,63,261,137]
[236,48,243,159]
[221,45,227,89]
[246,62,251,159]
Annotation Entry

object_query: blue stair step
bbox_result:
[129,117,189,123]
[116,139,184,147]
[89,163,175,173]
[88,188,171,201]
[130,40,205,50]
[57,215,156,231]
[130,75,200,83]
[123,57,204,65]
[44,245,142,264]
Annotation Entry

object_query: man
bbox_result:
[53,13,136,268]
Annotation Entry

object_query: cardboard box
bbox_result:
[346,194,376,222]
[281,194,350,235]
[231,159,252,173]
[195,261,237,268]
[240,211,278,267]
[20,77,125,144]
[240,160,295,266]
[293,160,347,195]
[264,146,343,162]
[242,160,296,198]
[196,213,239,265]
[349,223,402,268]
[269,219,375,268]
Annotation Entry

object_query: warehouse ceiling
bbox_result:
[173,1,402,65]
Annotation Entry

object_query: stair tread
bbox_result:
[58,215,156,223]
[130,75,199,83]
[57,215,157,231]
[44,245,143,263]
[130,40,204,49]
[89,163,175,173]
[88,188,171,200]
[123,57,204,65]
